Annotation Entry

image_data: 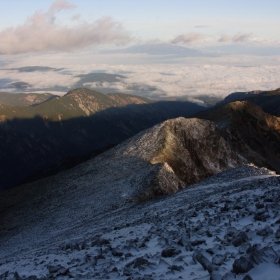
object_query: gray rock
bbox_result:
[57,267,69,276]
[193,250,215,273]
[242,275,253,280]
[255,203,264,209]
[256,226,273,236]
[47,249,59,254]
[26,276,38,280]
[239,242,251,254]
[234,204,243,210]
[276,229,280,238]
[206,245,221,255]
[14,271,20,280]
[232,231,248,247]
[132,257,149,269]
[47,265,62,274]
[226,227,238,237]
[191,239,206,246]
[161,248,182,258]
[249,246,278,264]
[221,272,236,280]
[112,249,124,257]
[212,253,227,266]
[232,256,254,274]
[210,271,222,280]
[169,265,183,271]
[254,213,269,222]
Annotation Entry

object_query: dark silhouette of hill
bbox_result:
[0,99,205,190]
[216,88,280,116]
[73,73,126,89]
[7,66,63,72]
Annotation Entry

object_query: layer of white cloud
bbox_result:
[1,52,279,100]
[0,69,80,90]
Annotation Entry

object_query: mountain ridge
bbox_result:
[0,92,58,106]
[216,87,280,116]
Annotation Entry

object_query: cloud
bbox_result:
[232,33,252,43]
[0,0,132,54]
[0,68,80,92]
[171,33,204,45]
[218,34,231,43]
[218,33,252,43]
[48,0,76,14]
[195,25,210,28]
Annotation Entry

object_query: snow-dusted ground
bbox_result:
[0,166,280,280]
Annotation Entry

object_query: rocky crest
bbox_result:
[197,101,280,173]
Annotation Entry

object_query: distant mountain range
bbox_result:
[73,73,126,89]
[0,88,205,190]
[7,66,64,72]
[100,43,209,57]
[0,92,58,106]
[216,87,280,116]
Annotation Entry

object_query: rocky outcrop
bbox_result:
[149,117,246,185]
[197,101,280,173]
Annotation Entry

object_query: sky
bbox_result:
[0,0,280,100]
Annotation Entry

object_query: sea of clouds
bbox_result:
[1,52,280,100]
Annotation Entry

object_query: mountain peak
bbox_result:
[65,87,105,97]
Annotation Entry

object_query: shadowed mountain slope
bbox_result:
[0,90,206,190]
[196,101,280,173]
